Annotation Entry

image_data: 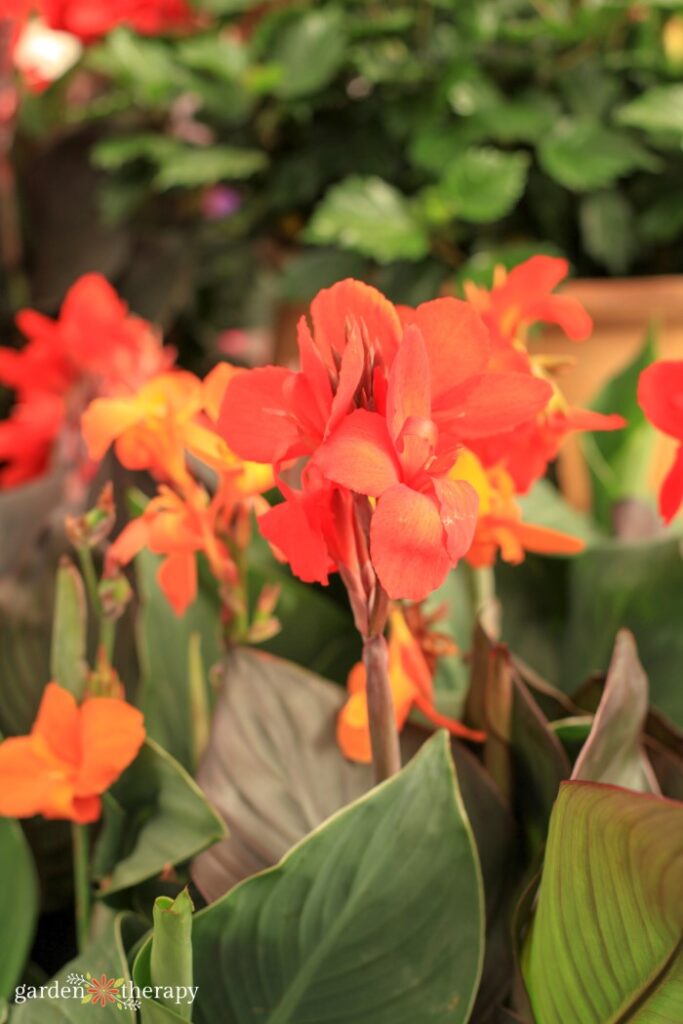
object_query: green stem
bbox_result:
[76,547,115,661]
[467,564,501,639]
[72,823,91,953]
[363,633,401,784]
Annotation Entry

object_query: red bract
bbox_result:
[220,279,552,602]
[39,0,196,42]
[638,360,683,522]
[0,273,171,488]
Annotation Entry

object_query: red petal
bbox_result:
[386,325,431,440]
[400,298,490,400]
[310,279,401,368]
[259,497,332,585]
[437,372,552,440]
[218,366,300,463]
[660,443,683,523]
[432,477,478,562]
[527,295,592,341]
[370,484,450,600]
[327,321,365,435]
[638,361,683,440]
[504,255,569,301]
[315,409,401,496]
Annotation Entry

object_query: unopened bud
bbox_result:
[99,571,133,622]
[65,483,115,549]
[86,648,125,699]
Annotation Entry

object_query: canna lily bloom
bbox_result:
[105,482,240,615]
[82,366,272,494]
[451,449,585,567]
[220,279,552,600]
[338,607,485,763]
[461,257,624,493]
[638,360,683,522]
[464,255,593,360]
[0,273,171,488]
[0,682,145,823]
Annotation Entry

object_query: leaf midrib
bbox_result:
[608,936,682,1024]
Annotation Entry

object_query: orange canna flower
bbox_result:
[0,682,145,824]
[338,607,485,762]
[82,366,272,494]
[451,450,585,567]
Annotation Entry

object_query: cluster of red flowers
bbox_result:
[220,259,622,605]
[0,274,171,488]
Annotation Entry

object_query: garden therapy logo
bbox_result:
[14,973,199,1009]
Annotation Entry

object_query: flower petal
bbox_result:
[81,396,148,460]
[77,697,145,797]
[432,477,479,563]
[400,298,490,400]
[436,371,552,439]
[259,496,332,585]
[0,736,64,819]
[370,484,450,600]
[660,443,683,523]
[315,409,401,496]
[311,279,401,369]
[32,682,80,766]
[386,324,431,441]
[638,361,683,440]
[157,552,197,615]
[218,366,300,463]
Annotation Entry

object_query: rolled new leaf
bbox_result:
[50,557,87,700]
[150,890,194,1022]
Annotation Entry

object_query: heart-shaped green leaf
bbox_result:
[192,648,371,902]
[191,732,484,1023]
[523,781,683,1022]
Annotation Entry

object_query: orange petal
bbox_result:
[203,362,239,422]
[432,477,479,563]
[0,736,67,819]
[401,298,490,400]
[81,396,147,460]
[337,690,372,763]
[315,409,401,497]
[77,697,145,796]
[371,484,450,600]
[32,682,80,767]
[107,516,151,570]
[311,279,401,370]
[157,551,197,615]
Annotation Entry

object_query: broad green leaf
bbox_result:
[0,820,38,999]
[523,782,683,1023]
[192,733,485,1024]
[50,559,87,700]
[92,740,225,896]
[271,10,347,99]
[192,648,371,902]
[424,148,530,224]
[12,913,146,1022]
[305,176,430,263]
[154,146,267,191]
[640,190,683,245]
[135,549,222,772]
[572,630,659,792]
[579,190,637,273]
[538,119,658,191]
[616,84,683,138]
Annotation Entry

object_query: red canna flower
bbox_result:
[220,278,553,603]
[338,607,484,762]
[638,359,683,522]
[0,273,171,489]
[0,682,145,823]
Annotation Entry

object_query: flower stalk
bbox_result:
[362,632,401,783]
[71,822,91,953]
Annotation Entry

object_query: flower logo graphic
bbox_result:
[65,972,141,1011]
